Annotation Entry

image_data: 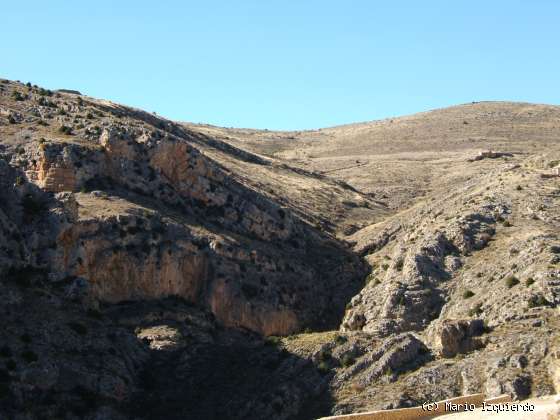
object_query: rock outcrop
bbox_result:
[2,81,367,338]
[435,319,485,358]
[342,200,500,336]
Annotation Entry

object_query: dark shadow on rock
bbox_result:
[116,299,335,420]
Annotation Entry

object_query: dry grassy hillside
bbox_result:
[186,102,560,211]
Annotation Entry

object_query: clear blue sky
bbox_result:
[1,1,559,130]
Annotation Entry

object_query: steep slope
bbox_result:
[0,79,369,417]
[0,78,369,337]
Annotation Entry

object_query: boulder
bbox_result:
[438,318,485,357]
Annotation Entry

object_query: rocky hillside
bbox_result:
[0,78,558,419]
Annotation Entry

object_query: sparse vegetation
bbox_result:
[11,91,25,101]
[318,348,332,362]
[462,290,475,299]
[264,336,282,346]
[468,303,483,317]
[334,335,347,345]
[525,277,535,287]
[58,125,73,135]
[527,295,549,308]
[317,361,330,373]
[505,275,519,288]
[479,232,492,244]
[38,87,52,96]
[340,354,355,368]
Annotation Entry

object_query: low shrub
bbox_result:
[318,348,332,362]
[527,295,549,308]
[58,125,73,135]
[334,335,347,345]
[317,361,330,373]
[11,91,25,101]
[505,275,519,288]
[462,290,475,299]
[468,303,483,317]
[340,354,355,368]
[264,336,281,346]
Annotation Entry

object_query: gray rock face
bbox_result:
[438,319,485,357]
[360,333,431,385]
[342,202,499,336]
[485,370,532,400]
[332,333,431,388]
[3,120,367,337]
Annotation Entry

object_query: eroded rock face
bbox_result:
[436,319,485,358]
[358,333,431,386]
[5,122,365,337]
[342,201,501,336]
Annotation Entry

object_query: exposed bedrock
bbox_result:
[8,129,367,336]
[342,204,500,336]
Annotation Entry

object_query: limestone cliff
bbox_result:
[2,81,366,338]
